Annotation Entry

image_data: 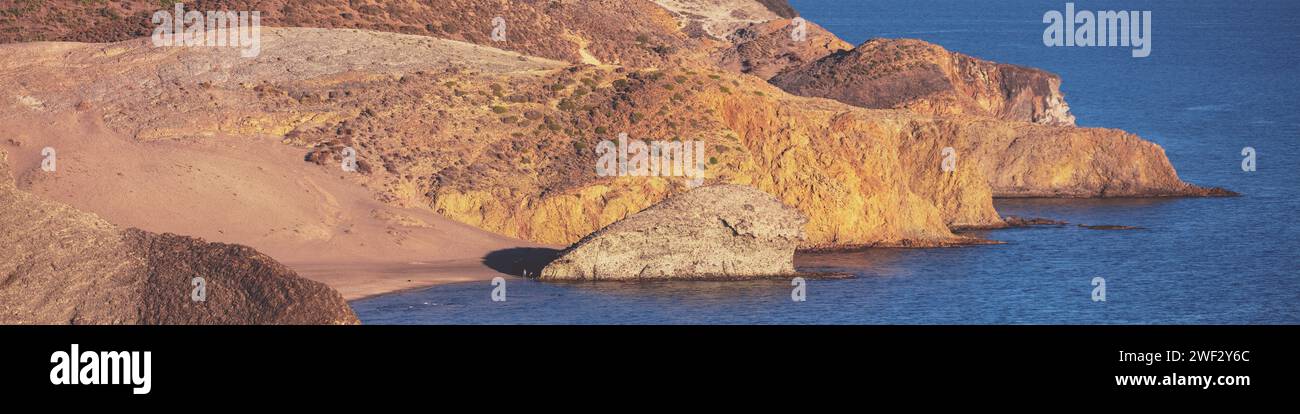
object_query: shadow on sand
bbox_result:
[482,247,562,278]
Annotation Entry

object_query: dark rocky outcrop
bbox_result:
[0,151,359,325]
[1002,216,1069,227]
[754,0,798,18]
[540,184,806,280]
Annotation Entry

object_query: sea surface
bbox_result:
[353,0,1300,324]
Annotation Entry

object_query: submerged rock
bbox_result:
[1002,216,1070,227]
[540,184,806,280]
[1078,224,1145,231]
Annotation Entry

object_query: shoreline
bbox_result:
[289,256,542,301]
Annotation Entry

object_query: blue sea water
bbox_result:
[352,0,1300,324]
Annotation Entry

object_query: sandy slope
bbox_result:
[0,29,560,300]
[0,149,359,324]
[1,109,547,300]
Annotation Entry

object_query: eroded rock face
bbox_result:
[540,184,805,280]
[0,151,359,325]
[770,38,1077,126]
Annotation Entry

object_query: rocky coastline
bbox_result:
[0,1,1234,296]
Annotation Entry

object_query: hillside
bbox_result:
[0,0,705,67]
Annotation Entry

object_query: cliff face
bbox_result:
[770,38,1076,126]
[540,184,805,280]
[952,121,1230,197]
[415,65,1000,248]
[0,151,359,325]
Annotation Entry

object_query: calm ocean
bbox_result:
[353,0,1300,324]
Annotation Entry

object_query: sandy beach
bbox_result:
[1,109,554,301]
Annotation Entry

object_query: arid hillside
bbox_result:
[0,0,1083,126]
[0,0,705,67]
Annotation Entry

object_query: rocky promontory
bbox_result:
[540,184,805,280]
[771,38,1076,126]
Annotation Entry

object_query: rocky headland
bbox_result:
[0,0,1232,291]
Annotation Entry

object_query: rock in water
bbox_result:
[540,184,806,280]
